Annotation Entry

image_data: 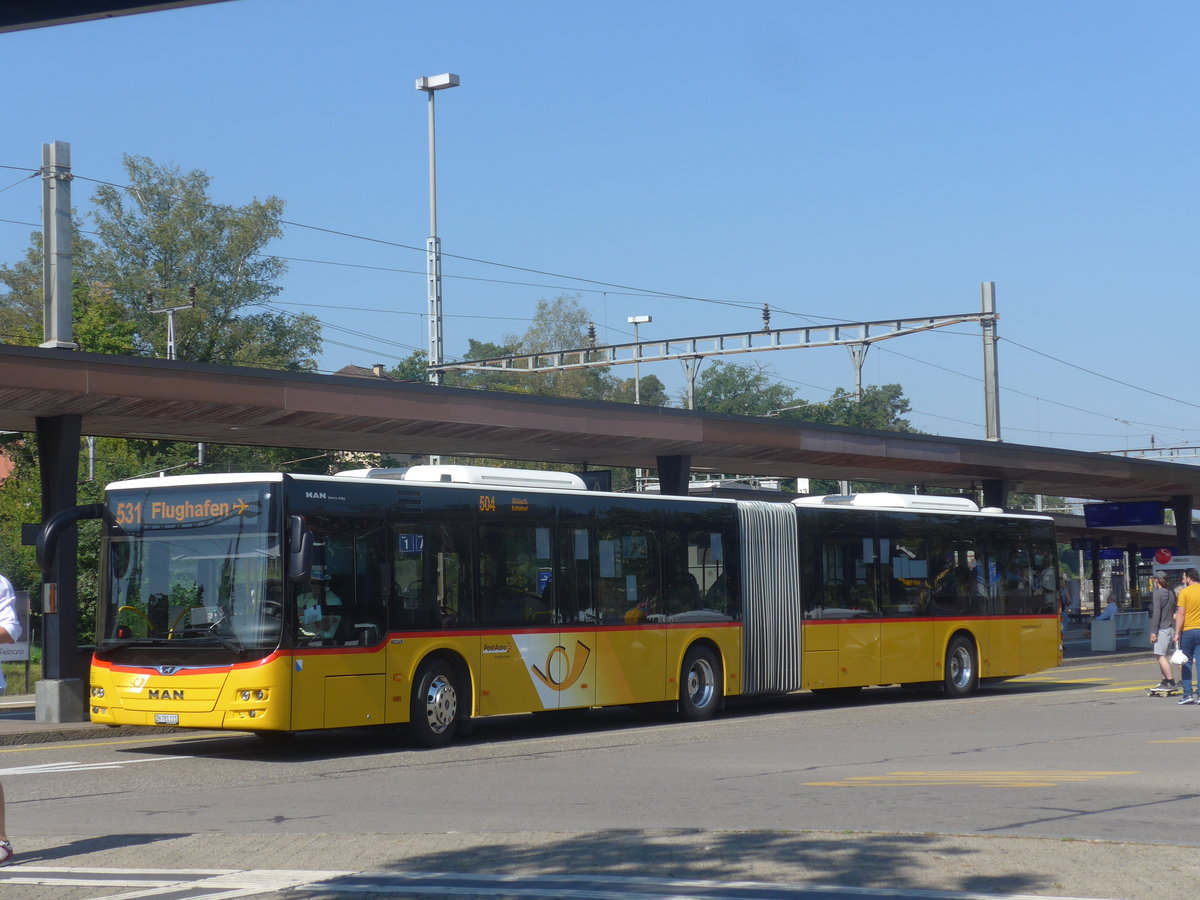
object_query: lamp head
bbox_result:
[416,73,461,91]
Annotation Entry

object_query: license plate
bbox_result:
[154,713,180,725]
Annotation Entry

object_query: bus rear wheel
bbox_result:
[679,645,722,721]
[943,635,978,698]
[410,659,460,748]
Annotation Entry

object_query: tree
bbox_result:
[607,373,669,407]
[0,156,334,632]
[784,384,913,432]
[88,155,321,370]
[390,349,430,383]
[691,360,800,416]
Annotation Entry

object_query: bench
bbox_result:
[1115,610,1149,636]
[1089,610,1149,652]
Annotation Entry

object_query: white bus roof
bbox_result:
[108,472,286,490]
[793,492,982,513]
[792,492,1054,520]
[336,465,589,491]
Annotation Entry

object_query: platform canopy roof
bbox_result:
[2,345,1199,504]
[0,1,230,33]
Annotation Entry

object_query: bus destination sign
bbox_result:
[112,492,261,528]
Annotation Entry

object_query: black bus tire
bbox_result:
[679,644,722,721]
[943,634,978,698]
[410,658,460,748]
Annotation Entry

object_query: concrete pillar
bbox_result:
[35,414,87,723]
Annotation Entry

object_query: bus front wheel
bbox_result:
[943,635,978,698]
[679,645,722,721]
[410,659,460,748]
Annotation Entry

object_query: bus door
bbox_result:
[550,520,599,711]
[290,522,388,731]
[876,513,936,685]
[387,517,477,724]
[814,511,881,688]
[477,517,561,716]
[594,508,667,706]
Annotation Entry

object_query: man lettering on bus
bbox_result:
[1171,568,1200,704]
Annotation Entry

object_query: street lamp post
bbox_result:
[416,73,460,386]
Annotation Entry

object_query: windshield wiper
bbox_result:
[208,617,244,653]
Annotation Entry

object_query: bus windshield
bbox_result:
[97,482,282,666]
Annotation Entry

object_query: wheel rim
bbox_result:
[949,644,973,689]
[686,657,716,710]
[423,673,458,735]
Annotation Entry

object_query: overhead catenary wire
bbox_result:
[6,165,1197,445]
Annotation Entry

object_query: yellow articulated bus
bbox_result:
[86,466,1061,746]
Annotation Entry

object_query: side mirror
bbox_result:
[287,515,313,583]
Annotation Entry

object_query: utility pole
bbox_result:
[149,285,203,466]
[40,141,77,350]
[981,281,1001,441]
[148,284,195,361]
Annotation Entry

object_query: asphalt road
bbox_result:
[1,654,1196,900]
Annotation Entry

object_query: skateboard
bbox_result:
[1148,686,1182,697]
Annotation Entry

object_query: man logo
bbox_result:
[147,689,184,701]
[531,641,591,691]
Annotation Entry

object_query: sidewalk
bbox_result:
[0,695,180,746]
[1060,617,1150,665]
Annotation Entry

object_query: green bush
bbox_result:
[2,660,42,695]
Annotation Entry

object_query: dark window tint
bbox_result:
[925,516,984,616]
[597,506,660,624]
[390,521,474,630]
[802,510,878,618]
[294,516,387,647]
[876,512,932,617]
[664,511,735,622]
[479,522,555,627]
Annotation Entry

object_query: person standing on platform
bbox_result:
[1172,568,1200,705]
[0,572,23,864]
[1149,571,1178,691]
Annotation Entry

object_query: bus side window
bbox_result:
[878,513,929,617]
[390,523,472,630]
[479,523,554,627]
[664,521,732,622]
[597,528,659,624]
[812,510,877,617]
[557,524,593,625]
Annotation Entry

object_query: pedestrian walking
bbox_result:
[1172,568,1200,705]
[0,572,22,864]
[1149,571,1178,691]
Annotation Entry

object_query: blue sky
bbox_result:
[1,0,1197,458]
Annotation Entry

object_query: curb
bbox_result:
[0,723,192,747]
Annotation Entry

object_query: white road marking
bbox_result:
[0,866,352,900]
[0,756,188,776]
